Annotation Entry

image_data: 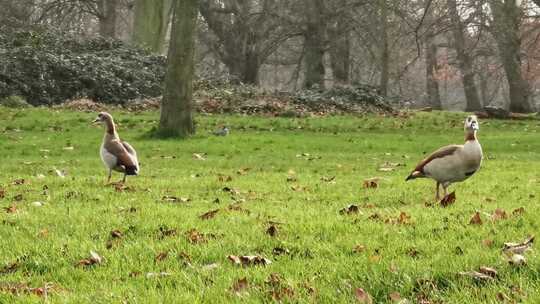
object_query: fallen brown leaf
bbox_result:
[161,196,190,203]
[227,255,271,267]
[389,291,403,302]
[157,227,177,239]
[482,239,494,248]
[491,208,508,221]
[353,245,366,253]
[12,179,25,185]
[0,188,5,199]
[503,235,534,255]
[458,271,494,281]
[237,168,251,175]
[186,229,207,244]
[469,211,483,225]
[266,224,278,237]
[154,252,168,262]
[231,277,249,295]
[512,207,525,216]
[363,178,379,189]
[192,153,206,160]
[440,192,456,207]
[110,230,122,238]
[200,209,219,220]
[321,176,336,182]
[354,288,373,303]
[0,261,20,274]
[340,204,360,215]
[4,205,17,213]
[478,266,497,278]
[76,251,103,267]
[508,254,527,266]
[218,174,233,182]
[272,247,290,256]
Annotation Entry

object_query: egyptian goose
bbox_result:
[406,115,483,200]
[93,112,139,183]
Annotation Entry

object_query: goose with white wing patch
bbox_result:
[406,115,483,200]
[93,112,139,184]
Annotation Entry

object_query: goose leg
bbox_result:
[107,169,112,183]
[435,182,441,200]
[122,173,127,184]
[443,183,449,197]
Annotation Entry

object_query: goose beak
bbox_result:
[92,117,100,124]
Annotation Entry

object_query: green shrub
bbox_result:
[0,28,166,105]
[0,95,30,108]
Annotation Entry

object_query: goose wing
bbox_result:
[104,139,137,169]
[407,144,461,180]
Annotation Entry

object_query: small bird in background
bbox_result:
[93,112,139,184]
[406,115,483,200]
[213,125,229,136]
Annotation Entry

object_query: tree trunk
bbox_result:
[98,0,118,38]
[330,20,350,84]
[378,0,390,97]
[159,0,197,137]
[132,0,173,53]
[303,0,326,89]
[489,0,533,113]
[425,40,442,109]
[447,0,482,111]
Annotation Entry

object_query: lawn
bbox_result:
[0,108,539,303]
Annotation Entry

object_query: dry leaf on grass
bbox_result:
[266,224,278,237]
[4,205,17,213]
[363,178,379,189]
[76,251,103,267]
[12,179,25,185]
[186,229,208,244]
[192,153,206,160]
[354,288,373,303]
[161,196,190,203]
[231,277,249,295]
[110,230,122,238]
[339,204,360,215]
[491,208,508,221]
[469,211,483,225]
[503,235,534,255]
[508,254,527,266]
[440,192,456,207]
[199,209,219,220]
[154,252,168,262]
[512,207,525,216]
[227,255,272,267]
[0,188,5,199]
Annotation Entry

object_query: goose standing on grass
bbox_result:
[406,115,483,200]
[93,112,139,184]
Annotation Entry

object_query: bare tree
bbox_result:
[447,0,482,111]
[159,0,197,137]
[488,0,533,113]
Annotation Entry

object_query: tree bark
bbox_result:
[425,39,442,109]
[329,19,350,84]
[132,0,173,53]
[303,0,326,89]
[198,1,262,85]
[378,0,390,97]
[98,0,118,38]
[159,0,197,137]
[489,0,533,113]
[447,0,482,111]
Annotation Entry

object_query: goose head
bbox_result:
[464,115,479,132]
[92,112,114,125]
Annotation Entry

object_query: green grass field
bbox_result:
[0,108,539,303]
